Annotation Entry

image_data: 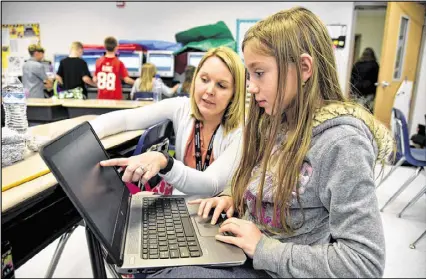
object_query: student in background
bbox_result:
[130,63,180,100]
[177,65,196,94]
[350,47,380,112]
[93,37,134,100]
[142,7,394,278]
[91,46,246,196]
[22,44,53,98]
[56,41,96,99]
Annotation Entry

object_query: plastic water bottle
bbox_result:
[1,75,28,134]
[153,74,162,102]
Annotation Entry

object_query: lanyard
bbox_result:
[194,120,219,171]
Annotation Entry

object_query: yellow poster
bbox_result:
[2,23,40,70]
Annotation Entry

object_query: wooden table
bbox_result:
[2,114,144,205]
[2,115,94,193]
[26,98,153,124]
[86,86,131,100]
[61,99,152,118]
[26,98,69,124]
[1,115,145,270]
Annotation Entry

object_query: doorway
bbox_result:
[350,2,426,127]
[353,7,387,63]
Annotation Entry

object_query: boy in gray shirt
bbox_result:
[22,44,53,98]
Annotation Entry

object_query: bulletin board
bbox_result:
[2,23,41,75]
[236,19,260,59]
[326,24,347,49]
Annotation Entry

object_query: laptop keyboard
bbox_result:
[141,197,202,260]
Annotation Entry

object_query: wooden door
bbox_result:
[374,2,425,127]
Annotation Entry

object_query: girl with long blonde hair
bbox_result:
[142,7,394,278]
[130,62,180,99]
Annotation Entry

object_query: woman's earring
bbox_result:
[302,81,306,87]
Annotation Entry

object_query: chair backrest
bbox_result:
[394,118,405,160]
[176,92,189,98]
[393,108,422,164]
[133,91,154,101]
[133,120,174,156]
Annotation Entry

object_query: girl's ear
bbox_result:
[300,53,313,83]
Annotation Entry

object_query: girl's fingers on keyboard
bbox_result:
[187,199,203,204]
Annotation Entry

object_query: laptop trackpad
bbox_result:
[192,214,220,237]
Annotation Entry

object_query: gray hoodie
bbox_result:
[222,104,394,278]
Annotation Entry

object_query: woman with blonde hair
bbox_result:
[142,7,394,278]
[130,62,180,99]
[91,46,246,196]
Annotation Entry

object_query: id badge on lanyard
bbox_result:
[194,120,219,171]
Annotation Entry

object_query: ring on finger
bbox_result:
[138,165,145,173]
[144,164,152,172]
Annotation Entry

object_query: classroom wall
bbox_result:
[2,1,355,94]
[354,9,386,61]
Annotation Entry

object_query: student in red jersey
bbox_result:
[93,37,134,100]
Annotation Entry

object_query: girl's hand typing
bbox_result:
[215,217,262,259]
[188,196,234,225]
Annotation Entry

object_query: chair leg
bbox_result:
[376,157,405,189]
[397,185,426,218]
[45,225,78,278]
[380,167,422,212]
[409,229,426,249]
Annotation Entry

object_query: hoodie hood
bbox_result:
[312,103,395,163]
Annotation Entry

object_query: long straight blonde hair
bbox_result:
[232,7,347,233]
[139,63,157,91]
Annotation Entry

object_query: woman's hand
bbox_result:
[100,151,168,183]
[188,196,234,225]
[215,217,262,259]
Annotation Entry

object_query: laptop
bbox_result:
[39,121,246,274]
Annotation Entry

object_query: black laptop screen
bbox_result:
[50,125,127,248]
